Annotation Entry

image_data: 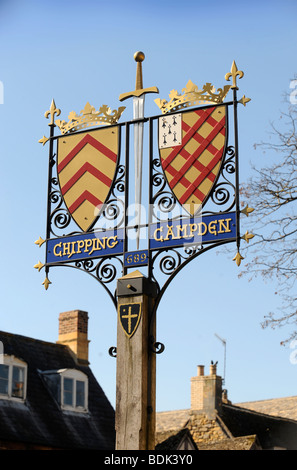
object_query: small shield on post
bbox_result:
[118,303,142,338]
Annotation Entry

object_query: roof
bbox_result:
[156,429,198,450]
[156,402,297,450]
[221,403,297,450]
[0,331,115,450]
[236,396,297,421]
[198,435,260,451]
[156,409,190,433]
[156,412,260,450]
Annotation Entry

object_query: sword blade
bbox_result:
[133,95,145,250]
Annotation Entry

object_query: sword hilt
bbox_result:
[135,51,144,90]
[119,51,159,102]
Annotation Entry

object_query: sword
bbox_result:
[119,51,158,249]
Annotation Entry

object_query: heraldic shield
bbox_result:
[57,126,119,232]
[158,105,228,216]
[118,303,142,338]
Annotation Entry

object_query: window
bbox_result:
[41,369,88,412]
[63,377,73,406]
[12,366,25,398]
[0,356,27,401]
[0,365,8,395]
[76,380,85,407]
[62,376,86,410]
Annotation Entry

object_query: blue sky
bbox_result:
[0,0,297,412]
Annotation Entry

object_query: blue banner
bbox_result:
[149,212,236,250]
[46,213,236,265]
[46,228,124,264]
[124,250,149,267]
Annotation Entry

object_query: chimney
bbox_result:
[57,310,90,365]
[191,362,222,416]
[197,365,204,376]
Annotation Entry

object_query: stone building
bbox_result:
[1,307,297,450]
[156,363,297,450]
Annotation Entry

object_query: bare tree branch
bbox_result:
[241,103,297,344]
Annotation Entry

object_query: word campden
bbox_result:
[153,217,232,241]
[150,212,236,249]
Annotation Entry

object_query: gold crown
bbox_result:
[55,102,126,134]
[155,80,231,114]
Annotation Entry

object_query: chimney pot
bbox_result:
[197,365,204,376]
[210,361,217,375]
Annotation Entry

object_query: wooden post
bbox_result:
[115,270,158,450]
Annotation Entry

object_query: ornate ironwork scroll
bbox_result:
[36,60,252,334]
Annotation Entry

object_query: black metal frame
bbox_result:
[43,92,241,320]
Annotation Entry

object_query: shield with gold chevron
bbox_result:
[158,105,228,216]
[57,126,119,232]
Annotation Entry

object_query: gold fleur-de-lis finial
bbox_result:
[241,204,254,217]
[34,236,46,247]
[44,99,61,126]
[242,231,254,243]
[34,261,44,272]
[42,277,51,290]
[225,61,244,89]
[233,251,244,267]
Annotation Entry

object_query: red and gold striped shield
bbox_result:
[57,127,119,232]
[158,106,227,216]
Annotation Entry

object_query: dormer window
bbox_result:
[0,356,27,401]
[41,368,88,412]
[62,375,86,409]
